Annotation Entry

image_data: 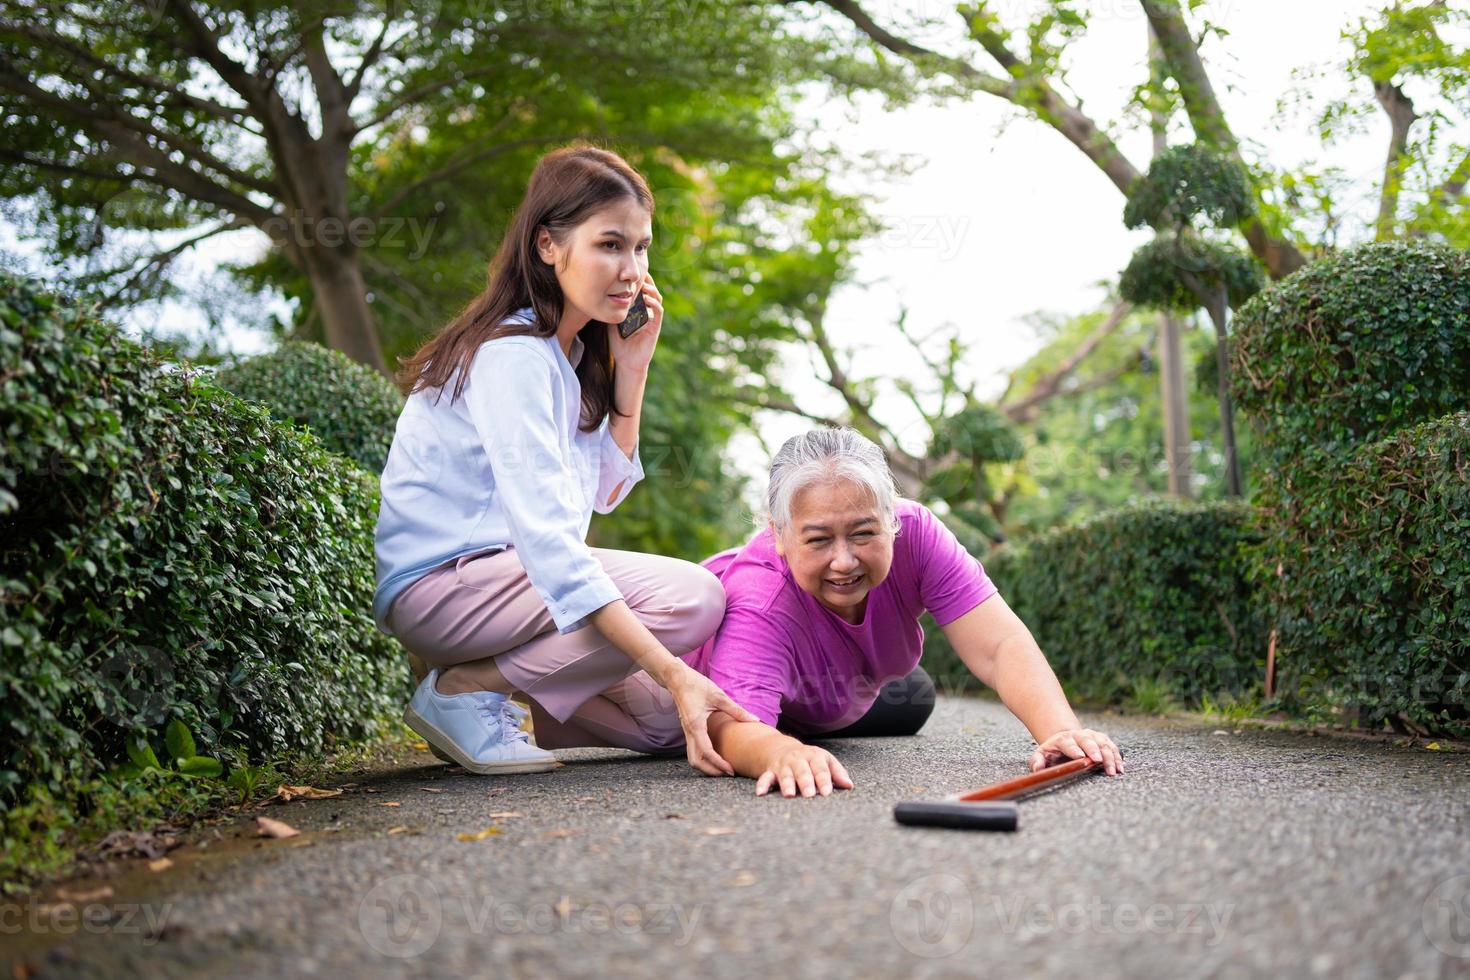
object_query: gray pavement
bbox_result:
[5,695,1470,979]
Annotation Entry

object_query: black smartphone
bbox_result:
[617,293,649,339]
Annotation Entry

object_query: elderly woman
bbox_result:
[686,427,1126,798]
[515,426,1125,798]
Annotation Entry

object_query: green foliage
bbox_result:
[922,501,1266,707]
[1231,241,1470,735]
[1123,144,1256,231]
[1244,414,1470,737]
[999,306,1253,535]
[1230,240,1470,462]
[214,341,403,474]
[0,273,411,813]
[1119,234,1266,312]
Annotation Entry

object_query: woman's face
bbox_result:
[537,197,652,328]
[772,478,895,624]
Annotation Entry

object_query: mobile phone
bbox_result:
[617,293,649,339]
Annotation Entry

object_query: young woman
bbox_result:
[373,143,759,778]
[689,427,1127,798]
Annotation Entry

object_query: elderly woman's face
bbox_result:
[773,478,895,624]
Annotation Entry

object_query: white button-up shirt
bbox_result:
[373,310,644,636]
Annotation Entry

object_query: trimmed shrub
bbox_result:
[922,501,1266,706]
[213,341,403,473]
[1230,241,1470,735]
[1247,414,1470,736]
[1230,240,1470,463]
[0,273,410,807]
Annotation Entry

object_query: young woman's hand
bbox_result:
[662,662,760,777]
[607,273,663,375]
[755,743,854,798]
[1029,727,1125,775]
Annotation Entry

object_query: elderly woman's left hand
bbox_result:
[1030,728,1125,776]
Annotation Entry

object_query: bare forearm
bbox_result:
[587,599,680,686]
[609,366,647,460]
[989,634,1081,742]
[709,717,802,779]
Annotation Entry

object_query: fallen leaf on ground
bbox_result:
[56,885,113,902]
[255,816,300,839]
[95,829,181,860]
[487,788,509,797]
[1426,741,1442,751]
[147,858,173,872]
[700,827,739,836]
[364,787,380,794]
[419,787,444,794]
[386,826,408,835]
[410,741,430,751]
[554,895,573,919]
[539,828,576,840]
[485,811,523,819]
[730,870,758,887]
[457,826,503,842]
[664,813,684,820]
[274,784,343,803]
[378,801,402,808]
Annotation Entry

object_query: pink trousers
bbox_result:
[386,546,725,754]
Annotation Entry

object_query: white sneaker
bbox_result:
[404,670,557,774]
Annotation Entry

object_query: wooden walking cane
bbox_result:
[893,757,1104,831]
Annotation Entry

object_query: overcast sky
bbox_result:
[3,0,1401,498]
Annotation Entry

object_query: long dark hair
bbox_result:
[394,142,654,431]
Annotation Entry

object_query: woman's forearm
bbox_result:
[707,715,801,779]
[587,599,680,684]
[988,634,1081,743]
[608,365,647,460]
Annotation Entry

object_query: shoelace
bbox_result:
[476,695,531,744]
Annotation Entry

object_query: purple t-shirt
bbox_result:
[683,499,998,733]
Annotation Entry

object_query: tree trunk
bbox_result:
[304,247,389,375]
[1149,26,1193,499]
[1158,311,1193,497]
[1206,285,1243,498]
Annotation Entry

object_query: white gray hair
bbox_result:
[763,427,902,535]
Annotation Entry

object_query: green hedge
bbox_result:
[922,501,1266,706]
[0,273,410,808]
[1230,240,1470,463]
[1229,241,1470,736]
[1245,414,1470,736]
[213,341,403,473]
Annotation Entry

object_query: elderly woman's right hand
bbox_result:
[756,743,853,798]
[662,662,760,777]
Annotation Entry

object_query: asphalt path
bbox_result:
[5,695,1469,979]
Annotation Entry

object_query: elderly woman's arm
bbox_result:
[707,713,854,797]
[941,594,1125,776]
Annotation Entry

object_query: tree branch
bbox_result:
[999,300,1132,422]
[352,64,507,135]
[367,113,539,220]
[1373,79,1418,240]
[1140,0,1308,276]
[0,20,255,128]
